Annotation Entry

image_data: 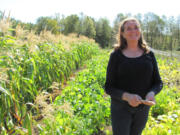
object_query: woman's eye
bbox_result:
[126,26,139,31]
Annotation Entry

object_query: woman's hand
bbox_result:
[145,91,155,102]
[142,91,156,106]
[122,92,142,107]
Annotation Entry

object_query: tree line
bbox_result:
[0,11,180,51]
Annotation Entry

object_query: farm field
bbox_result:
[0,34,180,135]
[34,49,180,135]
[1,6,180,135]
[0,34,99,134]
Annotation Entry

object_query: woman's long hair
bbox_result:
[114,17,150,53]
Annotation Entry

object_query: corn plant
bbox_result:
[0,34,99,134]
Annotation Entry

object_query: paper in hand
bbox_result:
[140,100,156,106]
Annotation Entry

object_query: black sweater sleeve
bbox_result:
[104,51,124,101]
[149,51,163,95]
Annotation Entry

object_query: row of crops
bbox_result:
[143,55,180,135]
[0,34,180,134]
[33,49,180,135]
[36,49,110,135]
[0,35,99,134]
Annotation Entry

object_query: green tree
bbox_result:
[95,18,112,48]
[143,12,165,49]
[81,16,96,38]
[61,14,79,35]
[36,16,60,34]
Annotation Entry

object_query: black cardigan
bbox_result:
[104,49,163,101]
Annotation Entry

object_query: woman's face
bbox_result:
[122,20,141,42]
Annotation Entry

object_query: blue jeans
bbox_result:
[111,99,150,135]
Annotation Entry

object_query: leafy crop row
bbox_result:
[0,35,99,134]
[38,50,180,135]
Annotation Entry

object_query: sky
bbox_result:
[1,0,180,25]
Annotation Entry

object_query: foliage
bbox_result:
[0,34,99,134]
[36,16,60,34]
[81,16,96,39]
[95,18,112,48]
[60,14,80,35]
[38,49,180,135]
[36,49,109,134]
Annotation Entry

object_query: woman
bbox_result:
[104,17,163,135]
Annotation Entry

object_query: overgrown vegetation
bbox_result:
[0,21,99,134]
[31,49,180,135]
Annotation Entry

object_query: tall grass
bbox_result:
[0,32,99,134]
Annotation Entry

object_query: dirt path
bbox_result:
[32,65,87,135]
[151,48,180,58]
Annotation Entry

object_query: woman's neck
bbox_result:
[126,41,139,51]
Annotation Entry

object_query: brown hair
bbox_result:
[114,17,150,53]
